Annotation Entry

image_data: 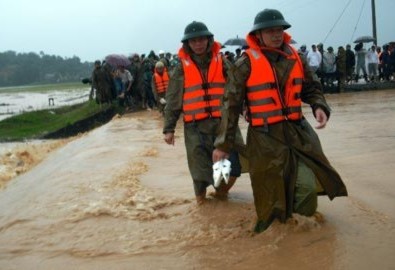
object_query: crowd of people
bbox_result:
[187,40,395,95]
[162,9,348,234]
[84,8,395,234]
[90,50,179,111]
[298,41,395,92]
[222,41,395,93]
[89,38,395,108]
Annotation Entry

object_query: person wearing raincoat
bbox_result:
[163,21,243,204]
[152,61,169,115]
[213,9,348,233]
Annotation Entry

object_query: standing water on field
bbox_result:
[0,86,90,121]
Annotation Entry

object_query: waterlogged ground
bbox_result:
[0,86,90,121]
[0,90,394,269]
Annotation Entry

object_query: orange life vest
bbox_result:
[153,69,169,94]
[178,42,225,123]
[245,43,304,127]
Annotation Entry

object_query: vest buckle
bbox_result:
[282,107,290,115]
[201,82,209,90]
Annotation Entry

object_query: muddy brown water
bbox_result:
[0,90,394,270]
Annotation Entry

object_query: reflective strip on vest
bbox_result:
[246,82,276,92]
[245,45,304,126]
[179,52,225,123]
[293,78,303,85]
[184,82,225,92]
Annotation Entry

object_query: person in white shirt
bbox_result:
[118,66,133,95]
[307,44,322,79]
[354,42,369,82]
[116,66,133,107]
[367,45,379,82]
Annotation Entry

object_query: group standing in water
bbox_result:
[163,9,348,233]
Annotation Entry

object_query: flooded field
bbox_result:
[0,89,394,269]
[0,85,90,121]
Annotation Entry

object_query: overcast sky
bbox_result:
[1,0,393,62]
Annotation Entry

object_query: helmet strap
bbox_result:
[255,30,266,47]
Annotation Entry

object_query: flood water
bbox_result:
[0,88,89,121]
[0,89,394,269]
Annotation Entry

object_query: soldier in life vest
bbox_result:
[212,9,348,233]
[163,21,244,205]
[151,61,169,114]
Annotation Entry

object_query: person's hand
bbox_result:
[314,108,328,129]
[243,108,249,122]
[164,132,175,145]
[212,148,229,162]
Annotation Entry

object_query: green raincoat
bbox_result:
[163,41,246,194]
[214,33,348,226]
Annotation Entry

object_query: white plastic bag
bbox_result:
[159,98,167,105]
[212,159,231,188]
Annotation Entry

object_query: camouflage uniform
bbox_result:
[345,46,355,83]
[128,57,144,108]
[93,63,114,104]
[336,47,347,92]
[90,61,101,100]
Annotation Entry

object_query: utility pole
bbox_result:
[371,0,377,45]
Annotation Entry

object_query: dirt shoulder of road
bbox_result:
[0,112,124,189]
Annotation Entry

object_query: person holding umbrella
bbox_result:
[163,21,243,204]
[354,42,369,83]
[212,8,347,233]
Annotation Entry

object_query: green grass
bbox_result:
[0,100,111,141]
[0,82,89,93]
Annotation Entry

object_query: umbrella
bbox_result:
[223,37,247,47]
[104,54,131,67]
[354,35,376,43]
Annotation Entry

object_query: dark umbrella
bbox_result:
[223,37,247,47]
[105,54,131,67]
[354,35,376,43]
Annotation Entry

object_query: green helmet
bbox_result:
[250,9,291,34]
[181,21,213,42]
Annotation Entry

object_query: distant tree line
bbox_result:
[0,50,93,87]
